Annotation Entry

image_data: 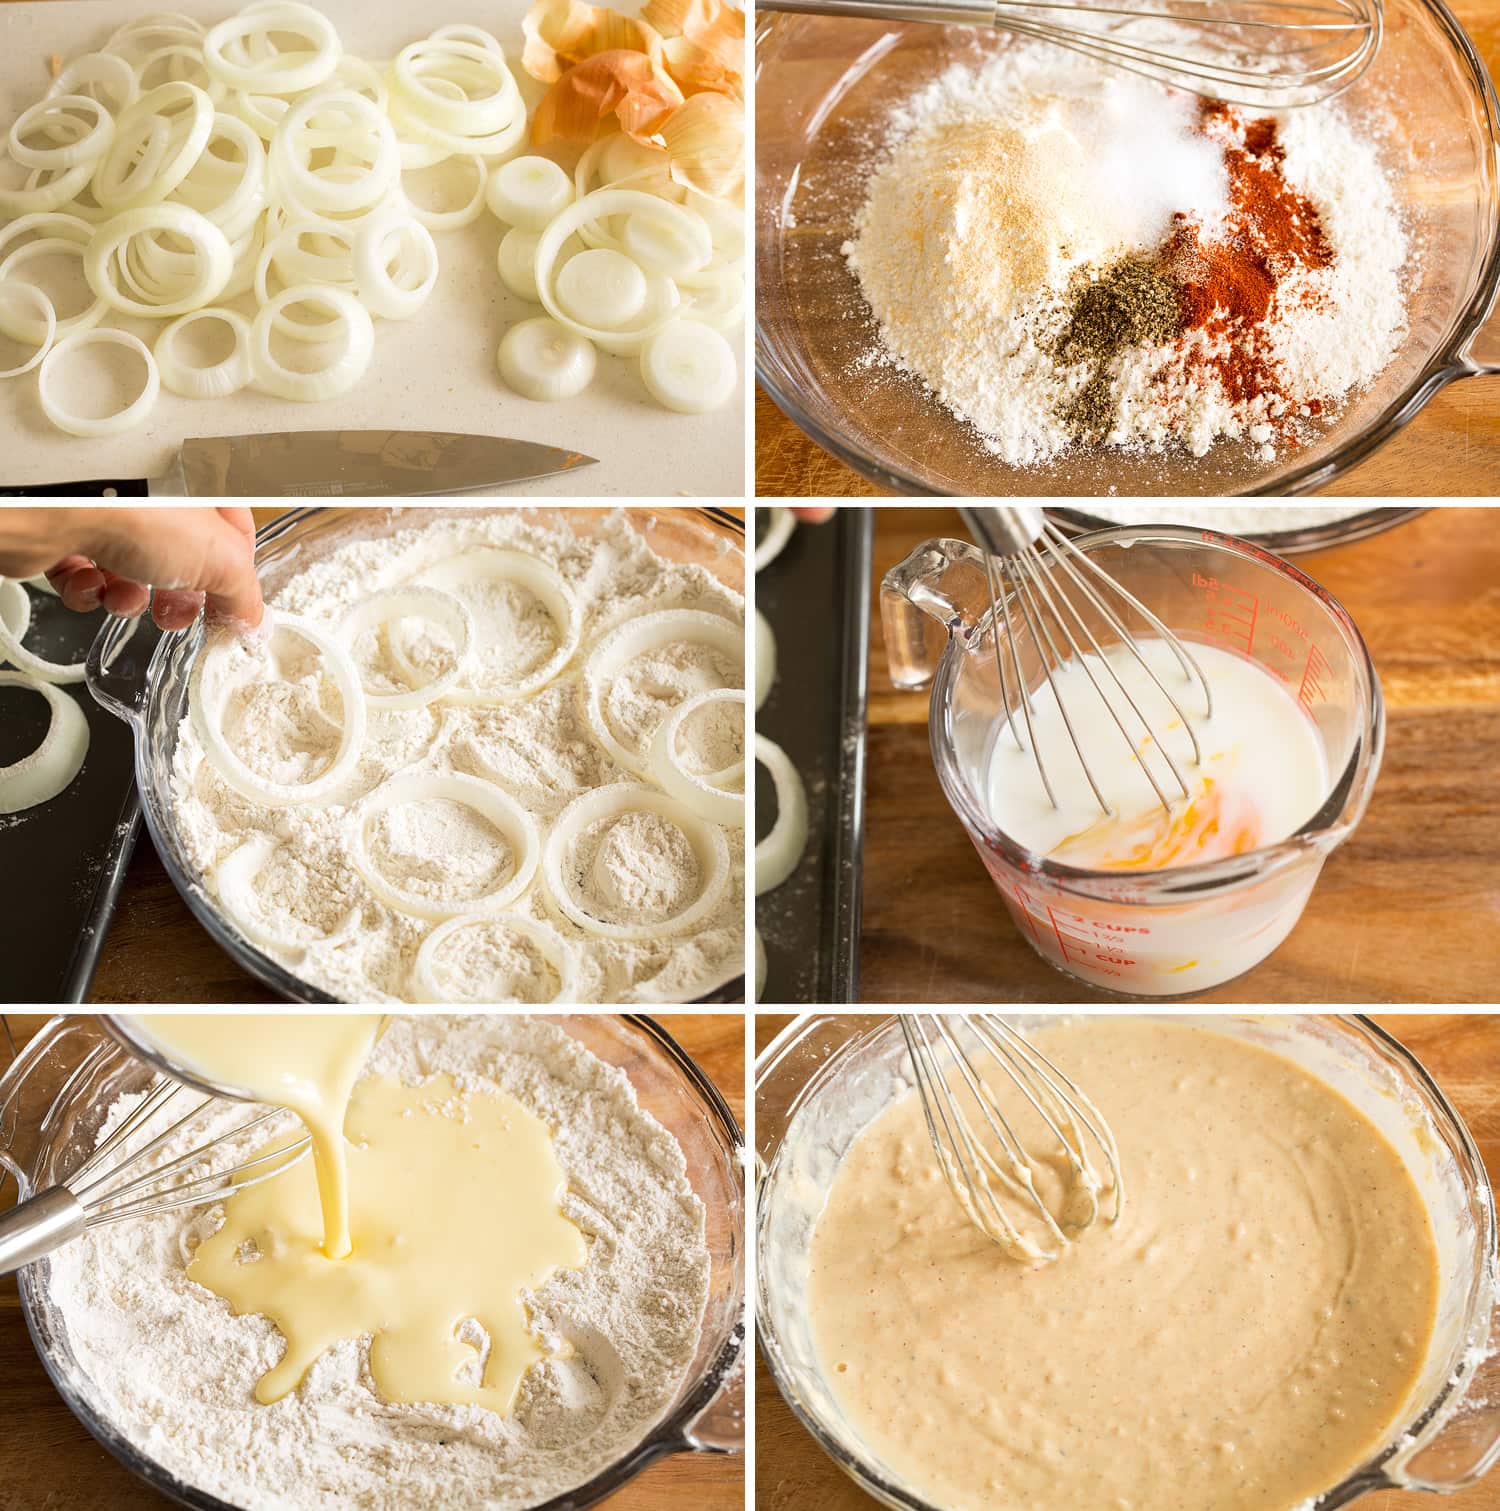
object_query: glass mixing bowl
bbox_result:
[757,1013,1500,1509]
[5,1011,744,1511]
[83,505,747,1005]
[755,0,1500,495]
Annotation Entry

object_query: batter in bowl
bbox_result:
[808,1018,1439,1509]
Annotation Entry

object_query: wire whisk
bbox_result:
[959,505,1213,821]
[902,1013,1123,1263]
[765,0,1383,111]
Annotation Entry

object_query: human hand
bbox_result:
[0,506,263,631]
[790,506,835,523]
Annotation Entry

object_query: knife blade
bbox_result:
[0,430,599,497]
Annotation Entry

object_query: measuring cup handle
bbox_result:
[0,1016,81,1191]
[84,609,163,731]
[880,537,992,691]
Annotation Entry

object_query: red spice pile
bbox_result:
[1162,102,1335,417]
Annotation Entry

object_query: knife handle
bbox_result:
[0,479,149,497]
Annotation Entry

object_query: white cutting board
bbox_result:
[0,0,746,497]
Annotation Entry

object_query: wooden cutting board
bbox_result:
[857,505,1500,1005]
[754,0,1500,499]
[753,1011,1500,1511]
[0,1011,745,1510]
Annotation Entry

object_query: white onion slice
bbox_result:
[0,283,55,377]
[556,247,646,328]
[497,227,544,301]
[390,37,519,138]
[202,3,342,94]
[250,284,374,400]
[754,927,767,1003]
[755,733,808,896]
[351,770,540,922]
[92,81,215,210]
[397,548,581,702]
[498,316,595,402]
[640,319,736,414]
[270,89,399,214]
[755,507,796,572]
[85,204,233,317]
[190,612,367,807]
[155,307,251,398]
[403,153,487,232]
[0,236,106,345]
[582,609,743,778]
[0,578,32,649]
[0,672,89,814]
[542,782,730,941]
[38,328,160,439]
[755,610,776,711]
[411,912,578,1004]
[0,160,92,216]
[216,833,360,959]
[47,52,137,115]
[486,155,572,231]
[646,687,745,827]
[9,95,115,171]
[336,585,472,710]
[0,575,84,682]
[353,215,438,317]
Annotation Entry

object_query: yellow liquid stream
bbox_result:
[132,1013,383,1259]
[187,1072,588,1413]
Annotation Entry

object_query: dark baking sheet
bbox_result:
[0,587,146,1004]
[755,508,872,1004]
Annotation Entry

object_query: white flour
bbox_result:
[168,509,745,1004]
[45,1014,712,1511]
[843,42,1409,465]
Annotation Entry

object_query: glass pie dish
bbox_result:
[757,1013,1500,1509]
[83,505,747,1006]
[4,1011,745,1511]
[754,0,1500,496]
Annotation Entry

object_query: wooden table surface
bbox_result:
[0,1011,746,1511]
[84,504,745,1005]
[753,1011,1500,1511]
[856,504,1500,1005]
[754,0,1500,498]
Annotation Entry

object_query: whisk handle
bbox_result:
[0,1186,86,1275]
[760,0,994,23]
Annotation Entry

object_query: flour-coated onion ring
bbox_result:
[86,204,233,317]
[336,585,472,710]
[397,549,581,703]
[9,95,115,171]
[755,609,775,711]
[216,833,360,958]
[0,671,89,814]
[38,328,159,439]
[755,733,808,895]
[92,81,215,209]
[202,3,342,95]
[250,284,374,401]
[0,579,32,649]
[542,782,730,941]
[412,912,579,1004]
[755,507,795,572]
[0,283,55,377]
[582,609,743,778]
[647,687,745,827]
[351,770,540,922]
[155,307,251,398]
[190,611,367,808]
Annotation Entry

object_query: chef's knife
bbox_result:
[0,430,598,497]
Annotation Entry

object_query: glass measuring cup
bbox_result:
[881,526,1384,996]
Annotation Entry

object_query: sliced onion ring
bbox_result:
[155,307,252,398]
[351,770,540,922]
[38,328,160,439]
[190,611,367,807]
[0,576,85,682]
[0,578,33,647]
[216,833,359,958]
[582,609,743,778]
[647,687,745,828]
[755,733,808,896]
[412,912,579,1004]
[755,507,795,572]
[85,203,233,317]
[397,549,580,703]
[249,283,373,401]
[0,283,56,378]
[0,671,89,814]
[755,609,775,711]
[542,782,730,941]
[336,585,473,710]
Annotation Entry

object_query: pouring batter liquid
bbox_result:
[808,1020,1439,1510]
[986,640,1329,869]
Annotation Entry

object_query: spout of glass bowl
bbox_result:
[880,537,994,690]
[1460,285,1500,375]
[84,611,164,731]
[677,1350,746,1454]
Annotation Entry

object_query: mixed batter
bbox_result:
[808,1019,1439,1509]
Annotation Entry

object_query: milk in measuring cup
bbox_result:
[985,640,1329,990]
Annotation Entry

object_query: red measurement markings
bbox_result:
[1044,905,1133,977]
[1008,884,1046,949]
[1193,571,1259,654]
[1297,641,1330,713]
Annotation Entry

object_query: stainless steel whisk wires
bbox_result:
[901,1014,1123,1262]
[959,505,1214,820]
[0,1027,309,1276]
